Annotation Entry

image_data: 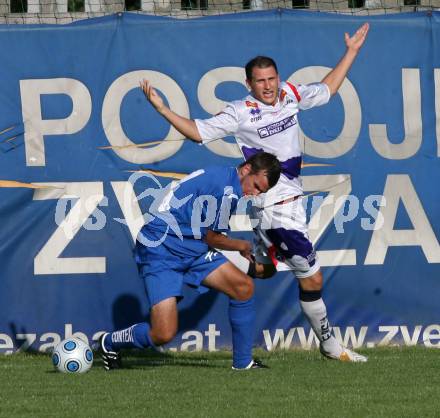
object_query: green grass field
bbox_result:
[0,347,438,418]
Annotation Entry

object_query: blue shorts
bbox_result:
[135,232,228,307]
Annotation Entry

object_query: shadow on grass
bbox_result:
[94,348,230,370]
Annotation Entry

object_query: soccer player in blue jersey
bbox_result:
[99,152,281,370]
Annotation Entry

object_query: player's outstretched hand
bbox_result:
[345,22,369,52]
[140,79,165,113]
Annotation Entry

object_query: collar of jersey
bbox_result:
[249,93,282,110]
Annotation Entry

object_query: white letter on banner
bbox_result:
[0,334,14,354]
[288,66,361,158]
[180,331,203,351]
[423,325,440,347]
[19,78,92,167]
[364,175,440,265]
[39,333,61,353]
[102,70,188,164]
[434,69,440,157]
[111,181,144,243]
[369,69,422,160]
[197,67,243,158]
[33,182,106,275]
[303,175,356,266]
[204,324,220,352]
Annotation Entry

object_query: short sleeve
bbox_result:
[195,103,239,144]
[296,82,330,110]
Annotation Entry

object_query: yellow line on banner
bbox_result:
[0,125,15,136]
[4,135,18,143]
[301,162,333,168]
[0,181,59,189]
[98,139,187,150]
[125,169,187,180]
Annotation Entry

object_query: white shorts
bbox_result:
[252,198,320,279]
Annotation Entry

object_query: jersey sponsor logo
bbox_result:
[246,101,261,119]
[246,101,261,120]
[245,100,259,108]
[279,89,294,108]
[280,89,287,101]
[257,115,296,138]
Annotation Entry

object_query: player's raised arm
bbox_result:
[321,22,369,96]
[140,79,202,143]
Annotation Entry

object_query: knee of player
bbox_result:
[298,270,323,291]
[151,328,176,346]
[236,278,254,301]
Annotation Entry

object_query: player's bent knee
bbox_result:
[298,270,323,291]
[234,278,254,301]
[150,328,176,346]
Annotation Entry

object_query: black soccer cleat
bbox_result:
[248,359,269,369]
[232,358,269,371]
[99,333,122,371]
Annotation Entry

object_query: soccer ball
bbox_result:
[52,338,93,373]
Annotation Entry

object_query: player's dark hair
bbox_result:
[239,152,281,188]
[245,56,278,81]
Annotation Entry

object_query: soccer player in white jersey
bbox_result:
[139,22,369,362]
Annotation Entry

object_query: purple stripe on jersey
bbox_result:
[266,228,316,265]
[280,155,302,179]
[241,146,302,179]
[241,146,264,160]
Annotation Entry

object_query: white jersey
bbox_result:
[195,81,330,206]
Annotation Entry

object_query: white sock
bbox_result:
[299,298,342,357]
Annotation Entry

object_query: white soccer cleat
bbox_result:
[338,348,368,363]
[320,345,368,363]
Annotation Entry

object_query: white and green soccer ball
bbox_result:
[52,338,93,373]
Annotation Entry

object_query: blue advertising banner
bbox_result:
[0,10,439,354]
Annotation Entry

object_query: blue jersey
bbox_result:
[138,166,242,256]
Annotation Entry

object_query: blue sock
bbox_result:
[104,322,154,351]
[229,296,255,369]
